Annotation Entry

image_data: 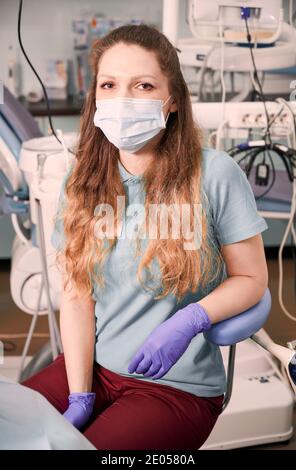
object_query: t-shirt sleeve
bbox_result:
[202,149,268,245]
[50,169,72,251]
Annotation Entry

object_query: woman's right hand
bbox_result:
[63,392,96,429]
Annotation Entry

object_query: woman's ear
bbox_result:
[169,100,178,113]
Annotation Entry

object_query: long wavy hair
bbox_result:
[55,24,225,303]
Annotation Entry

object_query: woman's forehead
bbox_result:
[98,43,162,77]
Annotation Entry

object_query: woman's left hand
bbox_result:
[127,303,212,380]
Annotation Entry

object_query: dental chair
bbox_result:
[205,287,272,413]
[202,287,295,449]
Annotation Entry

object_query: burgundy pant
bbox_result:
[21,353,223,450]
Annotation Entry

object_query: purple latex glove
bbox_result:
[128,303,212,380]
[63,392,96,429]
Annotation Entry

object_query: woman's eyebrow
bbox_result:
[97,74,158,80]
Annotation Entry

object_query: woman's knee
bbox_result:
[21,353,64,386]
[20,353,69,413]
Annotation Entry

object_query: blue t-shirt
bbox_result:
[51,147,268,397]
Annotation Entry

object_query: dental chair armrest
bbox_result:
[204,288,272,346]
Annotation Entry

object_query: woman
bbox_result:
[21,24,268,450]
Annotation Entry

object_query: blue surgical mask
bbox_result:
[93,95,172,153]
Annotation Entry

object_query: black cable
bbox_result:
[245,150,260,178]
[255,149,277,200]
[225,16,296,205]
[235,147,254,166]
[234,147,260,172]
[244,16,272,146]
[232,142,296,182]
[17,0,61,145]
[232,146,277,200]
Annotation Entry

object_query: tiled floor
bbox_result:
[0,253,295,450]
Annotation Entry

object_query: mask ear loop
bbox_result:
[165,111,170,125]
[56,128,71,172]
[163,95,172,107]
[163,96,173,125]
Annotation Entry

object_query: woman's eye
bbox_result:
[100,82,113,89]
[138,83,154,90]
[99,82,154,90]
